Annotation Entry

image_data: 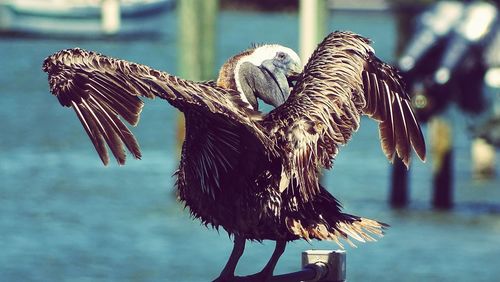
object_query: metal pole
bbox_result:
[270,267,318,282]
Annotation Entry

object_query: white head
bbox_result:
[233,44,302,109]
[241,44,302,70]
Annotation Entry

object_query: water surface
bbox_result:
[1,9,500,282]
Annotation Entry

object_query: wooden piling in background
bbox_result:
[177,0,219,152]
[390,158,409,207]
[101,0,121,35]
[200,1,218,80]
[299,0,327,61]
[430,116,453,209]
[299,0,328,184]
[178,0,218,80]
[388,1,425,208]
[471,138,496,179]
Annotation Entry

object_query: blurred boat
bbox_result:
[0,0,175,37]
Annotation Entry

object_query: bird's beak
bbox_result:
[257,59,302,108]
[268,72,290,107]
[257,64,290,108]
[286,62,302,87]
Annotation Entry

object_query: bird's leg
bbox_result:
[241,240,287,282]
[213,235,246,282]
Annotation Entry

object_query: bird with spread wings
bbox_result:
[43,31,425,282]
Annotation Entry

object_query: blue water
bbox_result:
[1,9,500,282]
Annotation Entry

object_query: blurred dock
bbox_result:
[392,0,499,208]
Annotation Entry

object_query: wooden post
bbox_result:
[389,1,419,209]
[390,158,408,208]
[299,0,328,61]
[101,0,121,35]
[177,0,218,152]
[430,116,453,209]
[299,0,327,185]
[388,0,434,208]
[261,250,346,282]
[471,138,496,179]
[200,0,218,80]
[301,250,345,282]
[178,0,218,80]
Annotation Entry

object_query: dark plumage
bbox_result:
[42,31,425,281]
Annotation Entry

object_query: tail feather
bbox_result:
[286,216,387,248]
[285,187,388,248]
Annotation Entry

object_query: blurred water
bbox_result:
[1,9,500,282]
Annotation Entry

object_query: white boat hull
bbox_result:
[0,0,175,37]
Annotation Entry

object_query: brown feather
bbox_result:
[71,101,109,165]
[42,48,271,165]
[402,99,426,161]
[43,33,420,250]
[263,31,425,202]
[392,96,411,166]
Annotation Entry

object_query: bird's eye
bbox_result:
[276,52,287,60]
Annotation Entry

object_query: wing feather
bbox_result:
[88,95,141,160]
[72,101,109,165]
[379,82,395,160]
[363,55,425,166]
[401,99,426,161]
[263,31,426,202]
[391,95,411,165]
[43,48,271,165]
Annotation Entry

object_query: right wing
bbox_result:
[262,31,426,202]
[42,48,270,165]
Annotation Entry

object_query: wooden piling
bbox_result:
[200,0,218,80]
[101,0,121,35]
[430,116,453,209]
[471,138,496,179]
[299,0,327,61]
[390,158,409,208]
[178,0,218,80]
[299,0,327,185]
[177,0,219,152]
[389,1,418,209]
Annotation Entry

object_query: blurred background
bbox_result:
[1,0,499,281]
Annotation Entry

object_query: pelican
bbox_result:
[42,31,426,281]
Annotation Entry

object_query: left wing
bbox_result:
[42,48,272,165]
[263,31,426,201]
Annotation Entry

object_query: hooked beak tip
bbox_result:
[287,69,301,87]
[287,62,302,82]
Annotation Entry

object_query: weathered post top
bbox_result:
[267,250,346,282]
[302,250,346,282]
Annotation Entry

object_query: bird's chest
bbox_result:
[174,131,251,229]
[176,160,266,234]
[175,112,280,234]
